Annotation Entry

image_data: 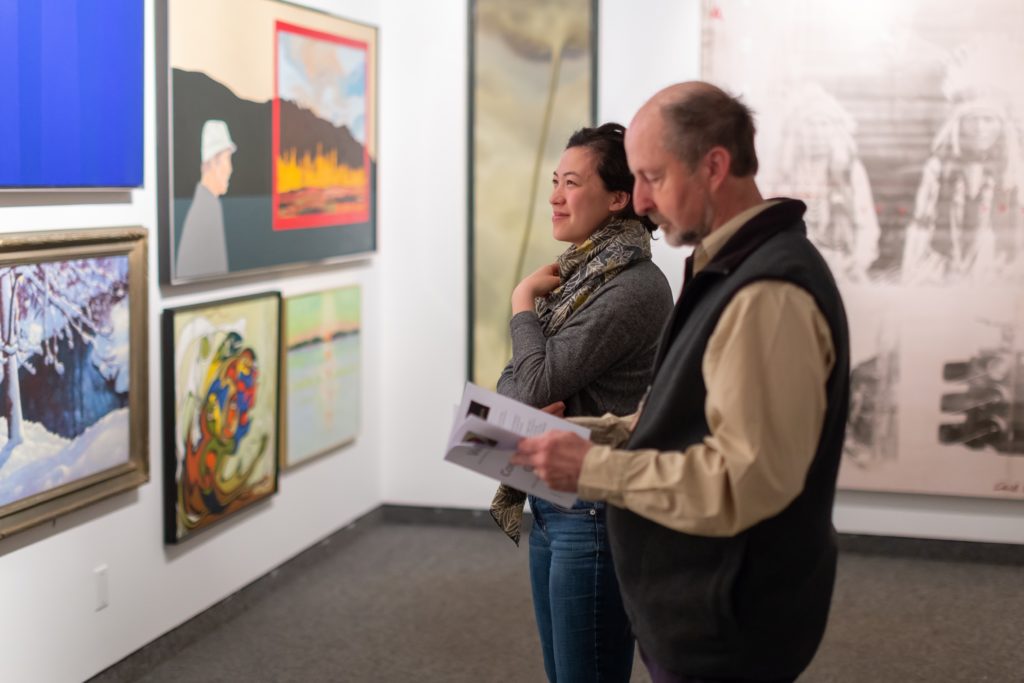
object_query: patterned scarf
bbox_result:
[490,218,652,544]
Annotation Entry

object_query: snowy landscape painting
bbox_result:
[164,292,280,543]
[0,228,148,540]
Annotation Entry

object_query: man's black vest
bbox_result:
[607,199,850,680]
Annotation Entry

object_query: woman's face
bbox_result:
[549,146,624,246]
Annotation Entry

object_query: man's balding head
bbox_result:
[634,81,758,178]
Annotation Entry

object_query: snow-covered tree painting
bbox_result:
[0,256,131,508]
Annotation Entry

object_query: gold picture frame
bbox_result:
[0,227,149,540]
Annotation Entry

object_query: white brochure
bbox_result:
[445,382,590,507]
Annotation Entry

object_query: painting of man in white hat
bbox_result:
[176,119,237,279]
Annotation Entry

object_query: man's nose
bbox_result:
[633,181,652,215]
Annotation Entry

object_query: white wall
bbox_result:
[377,0,482,509]
[0,2,384,681]
[4,0,1024,680]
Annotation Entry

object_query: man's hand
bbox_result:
[511,262,561,314]
[512,430,592,492]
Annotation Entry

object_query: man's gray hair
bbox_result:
[661,87,759,177]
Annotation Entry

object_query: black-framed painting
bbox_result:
[163,292,281,543]
[157,0,378,285]
[0,228,148,540]
[703,0,1024,500]
[281,284,361,469]
[468,0,598,387]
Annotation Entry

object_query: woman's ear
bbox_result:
[609,191,629,213]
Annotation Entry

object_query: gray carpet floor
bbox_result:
[92,520,1024,682]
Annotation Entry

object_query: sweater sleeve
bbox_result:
[496,358,517,399]
[502,274,663,408]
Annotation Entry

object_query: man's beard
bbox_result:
[666,207,713,247]
[661,188,715,246]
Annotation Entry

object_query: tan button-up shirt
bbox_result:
[575,201,836,537]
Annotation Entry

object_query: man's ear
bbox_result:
[609,191,629,213]
[705,147,732,191]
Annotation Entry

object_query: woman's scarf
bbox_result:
[490,218,652,544]
[538,217,653,335]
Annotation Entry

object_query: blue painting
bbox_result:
[0,0,144,188]
[0,256,132,507]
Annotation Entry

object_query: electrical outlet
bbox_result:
[94,565,109,612]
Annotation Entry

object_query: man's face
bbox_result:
[625,110,712,247]
[207,150,234,196]
[959,110,1002,155]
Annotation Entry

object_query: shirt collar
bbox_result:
[692,200,781,274]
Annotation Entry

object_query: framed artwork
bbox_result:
[703,0,1024,500]
[468,0,597,387]
[0,228,148,540]
[157,0,378,285]
[281,285,361,469]
[0,0,144,189]
[163,292,281,543]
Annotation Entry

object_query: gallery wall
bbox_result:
[2,0,1023,681]
[0,1,383,682]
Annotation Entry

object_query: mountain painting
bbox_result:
[283,285,361,468]
[162,0,377,285]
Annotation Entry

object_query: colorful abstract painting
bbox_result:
[282,285,360,468]
[0,228,148,540]
[164,293,280,543]
[0,0,143,188]
[469,0,596,387]
[703,0,1024,500]
[160,0,377,285]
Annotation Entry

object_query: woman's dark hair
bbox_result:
[566,122,657,232]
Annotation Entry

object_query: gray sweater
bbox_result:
[497,259,673,418]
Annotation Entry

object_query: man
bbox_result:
[901,98,1022,284]
[176,119,236,280]
[773,82,880,283]
[512,82,851,683]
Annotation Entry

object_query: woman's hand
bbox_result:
[512,263,561,314]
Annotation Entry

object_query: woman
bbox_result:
[491,123,673,682]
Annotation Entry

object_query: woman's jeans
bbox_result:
[528,496,634,682]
